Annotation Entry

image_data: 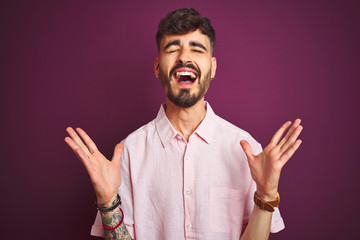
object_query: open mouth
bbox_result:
[173,68,198,86]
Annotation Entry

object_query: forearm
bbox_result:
[97,194,132,240]
[240,205,272,240]
[100,207,132,240]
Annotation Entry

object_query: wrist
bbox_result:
[256,189,278,201]
[96,193,119,208]
[254,191,280,212]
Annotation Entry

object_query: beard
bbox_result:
[158,64,212,108]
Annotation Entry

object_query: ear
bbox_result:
[154,56,160,78]
[211,57,217,79]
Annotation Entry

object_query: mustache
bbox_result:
[169,63,201,79]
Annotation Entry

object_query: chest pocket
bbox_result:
[209,188,247,235]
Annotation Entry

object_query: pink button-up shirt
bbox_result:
[91,103,285,239]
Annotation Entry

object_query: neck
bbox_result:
[165,98,207,142]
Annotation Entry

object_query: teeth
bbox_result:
[176,71,197,79]
[189,72,196,79]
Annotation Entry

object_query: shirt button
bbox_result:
[176,135,182,140]
[187,224,193,229]
[186,190,191,195]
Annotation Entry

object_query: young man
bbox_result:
[65,8,303,240]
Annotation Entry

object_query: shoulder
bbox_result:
[214,115,252,140]
[121,119,157,145]
[213,115,262,153]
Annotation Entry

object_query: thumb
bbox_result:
[112,143,123,165]
[240,140,254,162]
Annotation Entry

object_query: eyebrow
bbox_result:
[164,40,180,51]
[189,41,207,51]
[163,40,208,52]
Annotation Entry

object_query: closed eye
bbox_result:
[166,49,179,53]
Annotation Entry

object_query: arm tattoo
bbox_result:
[99,199,132,240]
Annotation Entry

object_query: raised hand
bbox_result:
[240,119,303,200]
[65,127,123,205]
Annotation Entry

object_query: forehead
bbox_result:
[160,29,211,48]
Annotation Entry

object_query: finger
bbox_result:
[64,136,81,154]
[280,124,303,152]
[280,139,302,164]
[278,119,301,147]
[270,121,292,146]
[64,136,91,168]
[240,140,254,162]
[74,147,93,173]
[112,143,123,166]
[76,128,99,154]
[66,127,91,155]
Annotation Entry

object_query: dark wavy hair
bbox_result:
[156,8,216,54]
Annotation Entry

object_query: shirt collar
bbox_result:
[155,104,178,148]
[194,102,216,144]
[155,102,217,148]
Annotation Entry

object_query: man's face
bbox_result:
[154,29,217,108]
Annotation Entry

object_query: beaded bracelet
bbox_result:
[94,194,121,212]
[102,207,124,231]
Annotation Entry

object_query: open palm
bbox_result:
[240,119,303,200]
[65,127,122,205]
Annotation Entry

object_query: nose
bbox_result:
[176,48,192,65]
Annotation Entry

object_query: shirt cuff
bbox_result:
[270,207,285,233]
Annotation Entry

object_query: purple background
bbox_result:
[1,0,359,239]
